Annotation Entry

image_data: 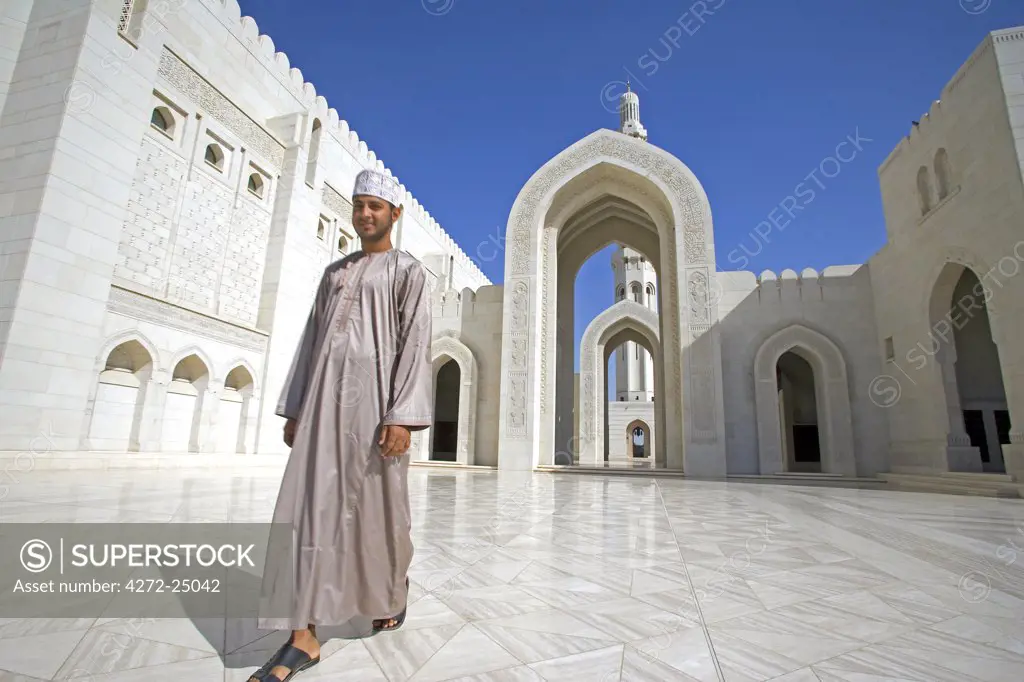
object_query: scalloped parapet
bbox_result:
[215,0,490,286]
[879,27,1024,174]
[718,265,863,289]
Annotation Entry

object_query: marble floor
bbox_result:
[1,466,1024,681]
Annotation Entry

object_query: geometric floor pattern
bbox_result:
[1,465,1024,681]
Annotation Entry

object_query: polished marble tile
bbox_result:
[2,467,1024,681]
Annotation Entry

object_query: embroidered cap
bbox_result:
[352,169,403,207]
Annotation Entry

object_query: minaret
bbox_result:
[618,82,647,141]
[611,246,657,402]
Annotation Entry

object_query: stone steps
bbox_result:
[536,466,885,488]
[877,472,1024,498]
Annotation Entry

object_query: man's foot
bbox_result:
[372,579,410,633]
[372,616,403,630]
[248,627,320,682]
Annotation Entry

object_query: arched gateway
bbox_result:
[495,128,727,474]
[578,300,663,466]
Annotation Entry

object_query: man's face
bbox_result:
[352,195,401,242]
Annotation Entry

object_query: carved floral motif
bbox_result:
[157,49,285,168]
[322,184,353,223]
[688,270,710,325]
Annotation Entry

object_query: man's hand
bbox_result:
[283,418,297,448]
[379,425,412,457]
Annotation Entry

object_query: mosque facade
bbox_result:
[1,1,1023,488]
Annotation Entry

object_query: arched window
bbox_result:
[247,173,264,198]
[630,282,642,303]
[934,148,952,200]
[916,165,932,216]
[205,144,224,172]
[306,119,322,187]
[616,285,625,301]
[316,218,325,240]
[150,106,173,137]
[645,283,655,308]
[338,235,348,254]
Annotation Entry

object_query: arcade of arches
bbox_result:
[82,337,259,454]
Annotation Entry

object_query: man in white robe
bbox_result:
[251,169,433,682]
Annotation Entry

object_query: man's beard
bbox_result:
[360,218,393,242]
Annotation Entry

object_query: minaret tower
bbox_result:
[611,83,655,401]
[611,247,657,402]
[618,81,647,141]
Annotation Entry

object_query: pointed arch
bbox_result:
[429,333,479,465]
[218,360,260,454]
[222,358,261,393]
[82,332,162,452]
[753,324,856,476]
[95,331,161,375]
[578,299,663,466]
[625,418,653,460]
[497,128,725,476]
[167,346,216,384]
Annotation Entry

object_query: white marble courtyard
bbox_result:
[0,467,1023,681]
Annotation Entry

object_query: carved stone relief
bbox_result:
[539,227,554,413]
[510,338,527,369]
[505,132,708,279]
[580,372,594,440]
[510,280,529,329]
[687,270,710,325]
[157,49,285,168]
[322,184,353,223]
[507,371,527,437]
[107,285,268,353]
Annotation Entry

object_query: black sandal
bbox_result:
[372,578,410,633]
[249,632,320,682]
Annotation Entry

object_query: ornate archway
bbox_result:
[495,129,726,475]
[625,418,653,460]
[753,324,857,476]
[578,300,663,466]
[428,333,478,465]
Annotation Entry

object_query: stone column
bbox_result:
[241,392,261,454]
[252,119,328,455]
[133,369,169,452]
[938,342,982,472]
[197,380,223,454]
[1000,367,1024,479]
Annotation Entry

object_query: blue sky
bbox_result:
[238,0,1022,386]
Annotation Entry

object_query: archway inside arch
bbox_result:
[776,351,821,473]
[555,183,666,467]
[625,418,653,463]
[601,326,662,467]
[88,340,154,451]
[431,358,461,462]
[929,264,1009,473]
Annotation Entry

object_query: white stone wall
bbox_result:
[0,0,490,453]
[0,0,32,118]
[607,401,655,462]
[716,266,890,476]
[431,285,505,467]
[870,27,1024,475]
